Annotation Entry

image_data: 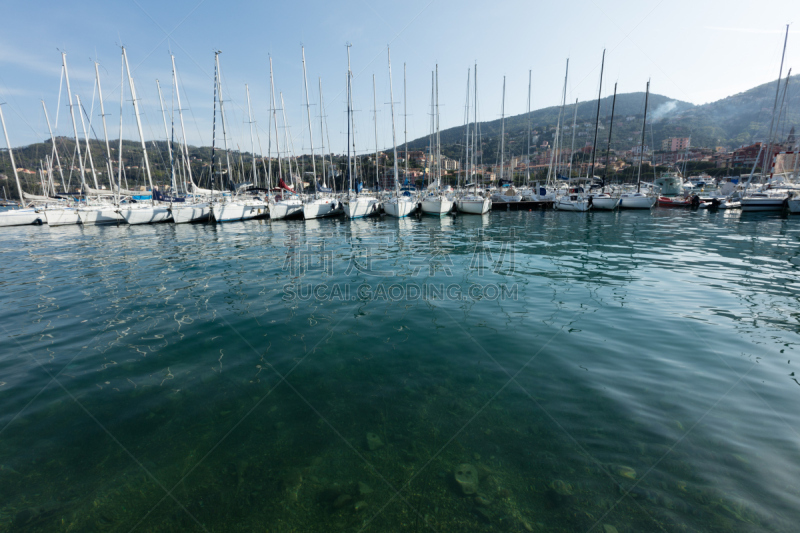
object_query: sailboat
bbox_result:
[421,66,454,216]
[589,80,621,210]
[78,61,125,225]
[44,53,87,226]
[457,64,491,215]
[117,47,172,225]
[558,51,607,212]
[344,54,380,219]
[742,26,794,213]
[0,105,46,226]
[382,47,416,218]
[267,57,303,221]
[301,47,341,220]
[620,79,657,210]
[169,55,212,224]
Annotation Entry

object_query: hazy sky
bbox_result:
[0,0,797,157]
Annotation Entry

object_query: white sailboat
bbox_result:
[382,47,416,218]
[457,64,491,215]
[344,55,380,219]
[0,105,46,227]
[169,55,211,224]
[421,66,454,216]
[620,79,657,210]
[117,47,172,225]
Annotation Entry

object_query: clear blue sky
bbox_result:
[0,0,796,156]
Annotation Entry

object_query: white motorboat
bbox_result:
[619,192,656,209]
[384,195,417,218]
[344,195,381,219]
[0,208,44,227]
[44,207,81,226]
[420,193,454,216]
[119,204,172,225]
[170,202,211,224]
[555,194,591,212]
[457,194,491,214]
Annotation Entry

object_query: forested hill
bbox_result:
[404,78,800,164]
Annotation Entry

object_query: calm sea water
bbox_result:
[1,209,800,532]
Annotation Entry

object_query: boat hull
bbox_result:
[78,207,124,225]
[555,198,590,211]
[620,196,656,209]
[303,199,341,220]
[384,198,417,218]
[120,206,172,225]
[243,203,269,220]
[740,198,787,212]
[171,204,211,224]
[344,198,380,219]
[44,208,81,226]
[421,198,454,216]
[0,208,44,227]
[270,201,304,220]
[590,198,620,210]
[456,199,491,214]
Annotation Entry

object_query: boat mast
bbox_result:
[122,47,155,203]
[318,77,326,190]
[588,49,606,182]
[94,62,114,195]
[436,65,441,188]
[346,45,352,195]
[280,93,297,190]
[117,50,124,200]
[499,76,505,186]
[41,101,65,193]
[172,55,195,193]
[156,79,176,194]
[211,52,220,191]
[0,105,25,203]
[547,59,568,188]
[404,63,408,188]
[463,68,471,191]
[526,70,531,185]
[269,57,283,190]
[473,63,478,192]
[568,99,578,179]
[246,84,258,188]
[763,24,789,180]
[75,95,99,190]
[62,53,88,193]
[637,80,650,193]
[388,47,399,195]
[215,53,233,191]
[602,82,618,188]
[301,46,317,197]
[429,71,434,189]
[373,74,379,192]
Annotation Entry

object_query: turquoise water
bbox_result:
[1,209,800,532]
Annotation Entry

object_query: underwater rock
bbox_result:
[366,432,384,451]
[474,507,492,524]
[616,466,636,480]
[549,479,574,496]
[603,525,619,533]
[333,494,353,509]
[358,481,373,495]
[454,464,479,495]
[354,500,368,512]
[474,495,491,507]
